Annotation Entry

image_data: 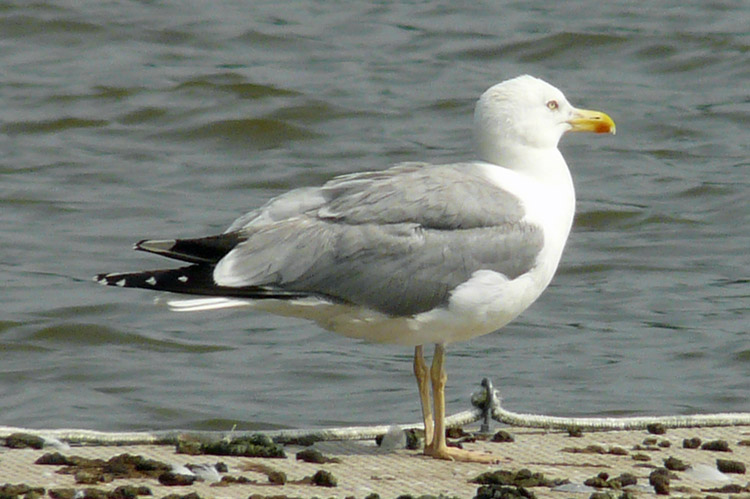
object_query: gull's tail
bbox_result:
[95,233,310,304]
[95,233,243,296]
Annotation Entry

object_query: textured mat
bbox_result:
[1,425,749,498]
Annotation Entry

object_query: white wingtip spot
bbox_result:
[146,277,157,286]
[178,275,188,283]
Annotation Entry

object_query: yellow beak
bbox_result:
[568,108,616,135]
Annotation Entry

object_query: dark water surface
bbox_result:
[1,1,748,432]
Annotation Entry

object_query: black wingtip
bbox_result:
[94,272,130,287]
[131,234,244,264]
[94,266,316,301]
[93,267,200,292]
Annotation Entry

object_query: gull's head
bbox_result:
[474,75,615,166]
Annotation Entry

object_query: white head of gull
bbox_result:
[96,74,615,462]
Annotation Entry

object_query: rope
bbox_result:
[0,409,483,446]
[491,400,750,430]
[2,379,748,446]
[483,379,750,430]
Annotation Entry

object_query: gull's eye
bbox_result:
[546,100,559,111]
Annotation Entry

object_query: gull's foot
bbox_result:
[423,443,502,463]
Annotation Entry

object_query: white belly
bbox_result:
[241,257,558,346]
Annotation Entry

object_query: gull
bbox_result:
[96,75,615,462]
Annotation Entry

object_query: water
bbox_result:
[1,1,748,432]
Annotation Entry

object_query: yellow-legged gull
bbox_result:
[96,75,615,462]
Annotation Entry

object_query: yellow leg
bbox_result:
[426,343,448,454]
[413,345,434,446]
[423,343,499,463]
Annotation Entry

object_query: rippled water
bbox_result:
[1,1,748,432]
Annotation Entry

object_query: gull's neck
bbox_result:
[478,142,577,277]
[480,142,574,190]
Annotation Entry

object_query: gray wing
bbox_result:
[224,186,326,232]
[215,162,543,316]
[317,161,526,228]
[226,162,523,232]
